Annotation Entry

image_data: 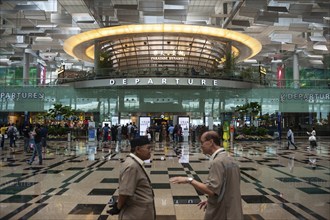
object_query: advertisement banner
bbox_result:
[139,116,151,136]
[88,121,96,141]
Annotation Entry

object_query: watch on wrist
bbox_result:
[187,177,194,184]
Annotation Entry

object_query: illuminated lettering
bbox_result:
[109,79,115,85]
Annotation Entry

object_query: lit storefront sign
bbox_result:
[151,50,185,61]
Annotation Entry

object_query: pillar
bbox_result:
[23,52,30,85]
[293,53,299,88]
[94,40,101,78]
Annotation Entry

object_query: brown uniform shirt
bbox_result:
[118,155,155,220]
[204,152,243,220]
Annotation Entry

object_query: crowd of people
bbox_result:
[0,123,48,165]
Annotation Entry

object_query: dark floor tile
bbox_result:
[96,167,113,171]
[150,171,168,174]
[168,168,184,171]
[88,188,116,196]
[152,183,171,189]
[23,167,43,171]
[1,195,38,203]
[69,159,85,163]
[293,203,328,220]
[3,173,28,177]
[69,204,106,214]
[157,215,176,220]
[4,163,21,167]
[268,164,285,167]
[194,170,209,174]
[173,196,201,204]
[241,195,274,203]
[281,203,309,220]
[304,166,324,170]
[41,170,62,174]
[300,177,327,183]
[169,174,187,178]
[297,187,330,194]
[101,178,118,183]
[0,203,32,220]
[35,195,52,203]
[240,167,257,171]
[67,167,84,170]
[241,176,250,183]
[0,182,38,194]
[272,194,289,203]
[255,188,269,195]
[276,177,302,182]
[244,214,265,220]
[55,188,69,195]
[43,158,55,160]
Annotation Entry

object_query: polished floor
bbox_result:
[0,137,329,220]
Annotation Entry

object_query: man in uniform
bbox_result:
[170,130,243,220]
[107,137,155,220]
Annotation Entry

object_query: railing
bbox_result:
[1,68,329,89]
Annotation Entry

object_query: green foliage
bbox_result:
[240,68,254,80]
[224,52,237,73]
[235,102,261,119]
[47,103,77,121]
[48,126,70,136]
[241,126,268,136]
[99,51,113,68]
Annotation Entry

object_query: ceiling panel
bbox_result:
[0,0,328,70]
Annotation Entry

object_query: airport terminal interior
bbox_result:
[0,0,330,219]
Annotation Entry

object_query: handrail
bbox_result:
[1,68,329,89]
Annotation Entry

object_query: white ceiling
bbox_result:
[0,0,329,69]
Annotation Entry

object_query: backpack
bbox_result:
[7,127,17,137]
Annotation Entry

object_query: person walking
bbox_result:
[307,127,317,149]
[170,131,243,220]
[7,123,18,151]
[27,123,43,165]
[22,125,31,153]
[107,137,155,220]
[287,127,297,150]
[0,123,8,150]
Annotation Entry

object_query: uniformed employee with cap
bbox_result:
[107,136,156,220]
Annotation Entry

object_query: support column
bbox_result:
[23,52,30,85]
[94,40,101,78]
[293,53,300,88]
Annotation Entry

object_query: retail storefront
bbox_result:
[1,83,329,135]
